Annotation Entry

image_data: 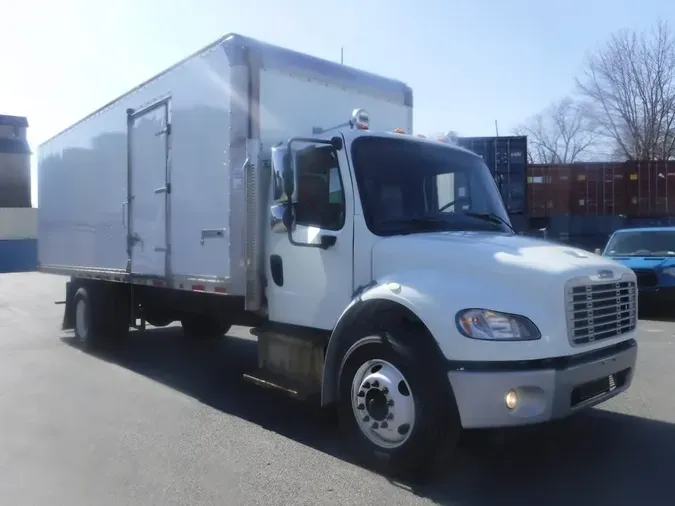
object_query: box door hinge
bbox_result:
[155,123,171,136]
[154,183,171,195]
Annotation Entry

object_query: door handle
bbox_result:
[319,234,337,249]
[201,228,227,245]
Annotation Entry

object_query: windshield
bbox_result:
[605,231,675,257]
[350,136,512,236]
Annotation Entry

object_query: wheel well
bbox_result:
[321,298,444,406]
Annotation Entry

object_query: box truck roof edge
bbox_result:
[39,33,413,148]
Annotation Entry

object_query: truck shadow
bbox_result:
[61,328,674,506]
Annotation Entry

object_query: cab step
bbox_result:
[242,370,313,400]
[244,323,327,401]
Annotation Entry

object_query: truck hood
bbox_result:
[371,232,632,287]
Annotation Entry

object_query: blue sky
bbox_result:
[0,0,672,205]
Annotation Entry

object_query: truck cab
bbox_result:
[236,109,639,475]
[264,113,513,331]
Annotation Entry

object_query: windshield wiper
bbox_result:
[462,212,516,234]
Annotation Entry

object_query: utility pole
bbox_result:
[495,120,499,137]
[340,46,344,64]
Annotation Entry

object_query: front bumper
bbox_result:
[447,339,637,429]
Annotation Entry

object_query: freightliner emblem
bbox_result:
[597,270,614,279]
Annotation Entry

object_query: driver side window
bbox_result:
[295,147,346,231]
[431,172,469,212]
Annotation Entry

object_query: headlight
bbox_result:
[662,267,675,277]
[455,309,541,341]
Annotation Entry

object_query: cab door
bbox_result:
[265,137,354,330]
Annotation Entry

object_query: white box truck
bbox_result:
[38,33,639,478]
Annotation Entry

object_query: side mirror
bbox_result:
[594,248,602,255]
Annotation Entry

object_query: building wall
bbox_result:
[0,114,32,208]
[0,125,27,139]
[0,152,31,207]
[0,208,37,273]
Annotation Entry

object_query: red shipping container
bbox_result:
[567,163,628,215]
[526,164,547,217]
[548,164,572,215]
[527,162,632,216]
[527,164,572,216]
[624,160,675,217]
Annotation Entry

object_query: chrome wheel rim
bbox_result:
[351,359,415,449]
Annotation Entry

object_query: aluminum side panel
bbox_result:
[257,68,413,145]
[38,45,234,285]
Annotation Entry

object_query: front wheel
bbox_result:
[337,332,461,480]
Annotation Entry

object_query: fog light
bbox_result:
[505,389,518,410]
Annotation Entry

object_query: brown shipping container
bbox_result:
[527,163,632,217]
[623,160,675,217]
[548,165,573,215]
[526,164,547,216]
[527,164,572,216]
[567,162,627,215]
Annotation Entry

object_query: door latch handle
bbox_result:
[129,233,143,249]
[200,228,226,245]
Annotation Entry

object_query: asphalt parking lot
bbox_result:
[0,272,673,506]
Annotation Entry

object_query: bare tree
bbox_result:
[515,97,599,163]
[577,19,675,161]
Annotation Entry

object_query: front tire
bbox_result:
[337,332,461,480]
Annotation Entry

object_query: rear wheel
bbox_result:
[73,284,129,351]
[337,332,461,480]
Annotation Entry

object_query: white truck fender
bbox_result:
[320,268,553,405]
[320,270,448,406]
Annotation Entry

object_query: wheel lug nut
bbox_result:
[357,391,365,398]
[372,422,379,429]
[372,380,379,388]
[357,403,364,410]
[381,422,388,428]
[363,382,370,389]
[387,399,394,406]
[382,387,388,394]
[363,416,370,422]
[386,413,394,420]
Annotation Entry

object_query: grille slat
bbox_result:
[566,280,637,346]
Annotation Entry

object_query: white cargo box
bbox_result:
[38,33,412,296]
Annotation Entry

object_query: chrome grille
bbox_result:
[566,281,637,346]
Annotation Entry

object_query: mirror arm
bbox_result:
[282,201,319,249]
